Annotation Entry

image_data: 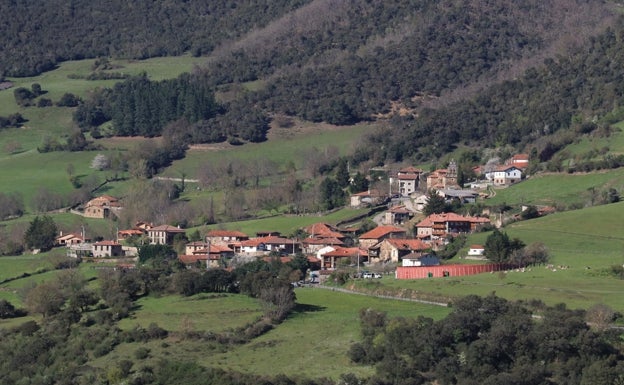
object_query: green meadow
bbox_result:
[0,56,202,211]
[200,207,369,236]
[118,294,265,333]
[378,201,624,311]
[162,122,374,179]
[559,121,624,160]
[92,288,450,380]
[484,167,624,207]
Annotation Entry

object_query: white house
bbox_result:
[485,165,522,186]
[315,245,336,260]
[467,244,485,257]
[401,253,440,267]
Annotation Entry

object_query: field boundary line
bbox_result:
[309,284,450,307]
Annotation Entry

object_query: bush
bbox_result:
[609,265,624,279]
[134,347,150,359]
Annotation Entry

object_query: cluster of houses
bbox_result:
[57,155,534,274]
[351,154,530,209]
[57,210,491,273]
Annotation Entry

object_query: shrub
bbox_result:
[134,347,150,359]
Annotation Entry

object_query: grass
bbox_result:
[91,288,449,380]
[0,56,202,210]
[385,201,624,312]
[203,288,449,379]
[118,293,264,333]
[162,122,374,179]
[199,207,369,236]
[0,254,51,282]
[558,121,624,160]
[484,167,624,207]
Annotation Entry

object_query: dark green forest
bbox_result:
[349,295,624,385]
[0,0,310,77]
[4,0,617,166]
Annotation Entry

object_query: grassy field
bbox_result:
[380,201,624,312]
[484,167,624,207]
[162,122,374,179]
[0,56,201,211]
[200,207,369,236]
[118,294,264,333]
[92,288,450,380]
[559,121,624,160]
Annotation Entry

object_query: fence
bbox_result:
[396,263,513,279]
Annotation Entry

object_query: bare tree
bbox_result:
[585,303,615,331]
[90,153,110,171]
[23,281,66,318]
[223,188,247,220]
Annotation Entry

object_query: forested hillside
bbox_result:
[0,0,309,76]
[3,0,624,164]
[359,25,624,163]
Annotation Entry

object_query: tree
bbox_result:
[520,205,539,220]
[13,87,36,106]
[319,177,345,210]
[336,159,350,188]
[31,83,43,96]
[522,242,549,266]
[138,244,177,264]
[484,229,524,263]
[24,281,66,318]
[24,215,57,251]
[57,92,81,107]
[91,153,110,171]
[0,299,18,318]
[287,252,310,280]
[585,303,615,331]
[350,171,369,193]
[423,189,449,215]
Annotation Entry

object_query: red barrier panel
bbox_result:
[396,263,513,279]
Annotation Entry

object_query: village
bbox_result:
[54,154,535,281]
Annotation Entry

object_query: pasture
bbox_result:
[162,122,374,179]
[559,121,624,160]
[118,294,264,333]
[91,288,450,380]
[381,201,624,312]
[484,167,624,207]
[199,207,369,236]
[0,56,200,211]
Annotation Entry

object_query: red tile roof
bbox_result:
[398,166,424,174]
[148,225,186,233]
[241,235,295,247]
[118,229,144,236]
[193,244,233,254]
[322,247,368,258]
[56,233,84,241]
[359,226,406,239]
[397,173,419,180]
[302,223,345,239]
[416,213,491,227]
[389,205,410,213]
[385,238,428,251]
[206,230,248,238]
[302,237,345,246]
